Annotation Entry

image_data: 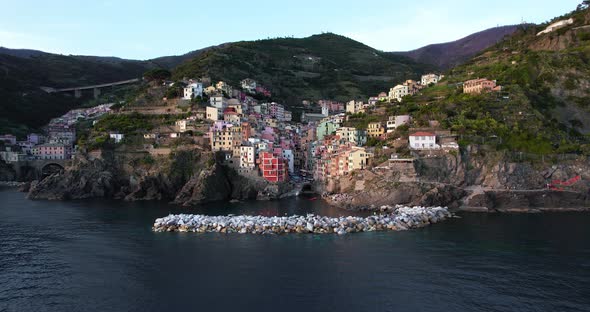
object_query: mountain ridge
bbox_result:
[393,25,523,69]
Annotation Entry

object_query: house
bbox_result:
[378,92,388,101]
[368,97,380,106]
[176,119,189,132]
[143,133,158,139]
[32,143,72,160]
[0,134,17,145]
[209,121,242,155]
[463,78,502,94]
[183,82,203,100]
[241,122,253,140]
[388,84,409,102]
[409,132,438,150]
[27,133,45,145]
[258,151,288,183]
[348,148,372,171]
[284,111,292,122]
[404,80,422,95]
[336,127,367,146]
[210,94,228,109]
[282,149,294,173]
[203,86,217,95]
[346,100,364,114]
[386,115,411,133]
[109,133,124,143]
[223,107,241,125]
[367,122,384,138]
[216,81,232,95]
[206,106,220,121]
[316,120,338,141]
[421,73,443,86]
[239,145,256,169]
[240,78,257,93]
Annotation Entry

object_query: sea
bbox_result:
[1,186,589,312]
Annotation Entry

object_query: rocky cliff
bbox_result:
[322,147,590,212]
[0,160,16,181]
[27,149,292,205]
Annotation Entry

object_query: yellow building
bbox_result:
[367,122,384,138]
[347,148,372,171]
[210,123,242,157]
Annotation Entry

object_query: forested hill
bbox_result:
[171,33,436,105]
[0,49,156,136]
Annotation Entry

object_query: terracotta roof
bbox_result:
[410,132,435,137]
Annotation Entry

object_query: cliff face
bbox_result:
[0,160,16,181]
[322,148,590,211]
[27,149,289,206]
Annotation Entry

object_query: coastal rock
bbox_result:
[153,206,452,235]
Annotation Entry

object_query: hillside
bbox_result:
[394,25,521,70]
[0,49,156,136]
[376,7,590,155]
[172,33,436,105]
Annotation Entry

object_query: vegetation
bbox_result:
[172,33,435,107]
[0,51,154,136]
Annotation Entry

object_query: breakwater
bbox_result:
[153,206,451,235]
[0,181,25,187]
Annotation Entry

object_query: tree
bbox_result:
[143,69,171,82]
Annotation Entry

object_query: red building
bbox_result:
[241,122,252,140]
[258,151,288,183]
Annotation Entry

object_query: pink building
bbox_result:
[463,78,502,94]
[33,143,72,160]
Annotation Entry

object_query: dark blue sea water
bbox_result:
[1,186,589,312]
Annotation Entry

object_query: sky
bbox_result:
[0,0,582,60]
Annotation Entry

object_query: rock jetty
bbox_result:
[0,181,25,187]
[153,206,451,235]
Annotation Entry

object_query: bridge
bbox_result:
[40,78,141,99]
[11,159,70,181]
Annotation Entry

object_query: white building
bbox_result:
[409,132,438,150]
[183,82,203,100]
[388,85,408,102]
[421,74,443,86]
[210,95,228,110]
[176,119,188,132]
[282,149,294,173]
[239,145,256,169]
[109,133,124,143]
[386,115,412,133]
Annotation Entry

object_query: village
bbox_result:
[0,74,503,185]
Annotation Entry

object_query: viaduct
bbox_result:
[40,78,141,99]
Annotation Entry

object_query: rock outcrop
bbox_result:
[27,149,294,205]
[321,148,590,212]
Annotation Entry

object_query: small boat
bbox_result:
[308,197,317,201]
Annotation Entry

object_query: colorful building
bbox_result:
[258,151,288,183]
[367,122,384,138]
[463,78,501,94]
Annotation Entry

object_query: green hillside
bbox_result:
[379,7,590,155]
[0,52,155,137]
[172,33,435,104]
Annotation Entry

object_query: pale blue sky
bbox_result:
[0,0,582,60]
